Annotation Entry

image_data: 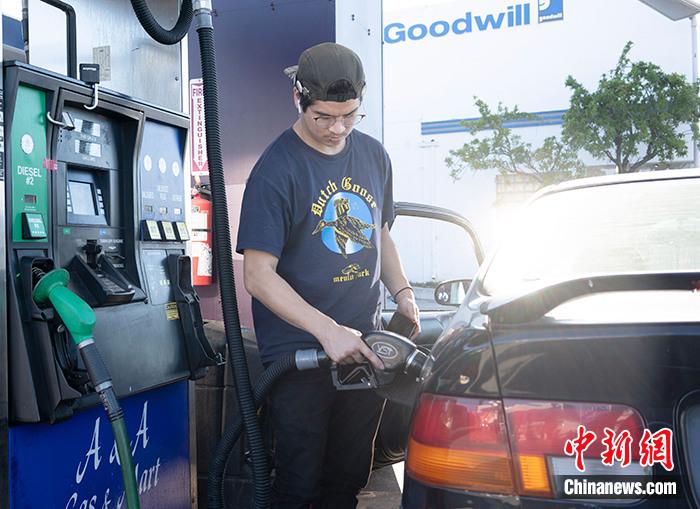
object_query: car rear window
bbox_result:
[481,177,700,295]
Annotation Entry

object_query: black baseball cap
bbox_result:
[284,42,365,102]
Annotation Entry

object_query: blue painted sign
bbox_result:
[9,381,190,509]
[538,0,564,23]
[384,1,564,44]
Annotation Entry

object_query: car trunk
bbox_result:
[490,290,700,506]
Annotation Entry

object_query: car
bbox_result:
[401,169,700,508]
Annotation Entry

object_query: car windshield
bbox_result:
[481,177,700,295]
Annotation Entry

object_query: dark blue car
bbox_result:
[401,169,700,508]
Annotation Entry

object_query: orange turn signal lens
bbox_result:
[407,438,515,494]
[406,394,515,494]
[517,454,552,497]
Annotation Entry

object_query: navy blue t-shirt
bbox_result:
[236,128,394,364]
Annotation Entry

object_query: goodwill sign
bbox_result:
[384,0,564,43]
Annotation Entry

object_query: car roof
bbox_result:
[535,168,700,198]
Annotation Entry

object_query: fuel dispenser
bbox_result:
[4,61,218,508]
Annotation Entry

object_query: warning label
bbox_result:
[165,302,180,321]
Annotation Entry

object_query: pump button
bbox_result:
[174,222,190,241]
[22,212,48,239]
[160,221,177,241]
[142,219,162,241]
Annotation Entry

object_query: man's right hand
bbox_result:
[243,250,385,371]
[317,321,385,371]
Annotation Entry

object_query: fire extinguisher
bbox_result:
[191,185,213,285]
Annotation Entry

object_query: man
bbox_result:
[237,42,419,509]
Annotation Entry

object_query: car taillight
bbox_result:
[504,399,646,497]
[406,394,515,494]
[406,394,646,498]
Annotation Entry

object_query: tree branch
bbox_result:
[630,143,657,171]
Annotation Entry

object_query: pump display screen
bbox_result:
[68,180,97,216]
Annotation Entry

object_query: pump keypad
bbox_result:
[21,212,48,239]
[143,220,162,241]
[174,222,190,241]
[160,221,177,241]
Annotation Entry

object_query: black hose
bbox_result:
[208,353,297,508]
[129,0,192,45]
[195,19,271,509]
[129,2,270,506]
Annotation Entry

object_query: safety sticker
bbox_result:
[165,302,180,321]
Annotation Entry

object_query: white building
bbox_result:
[382,0,696,284]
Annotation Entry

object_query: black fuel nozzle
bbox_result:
[84,240,103,267]
[330,331,428,391]
[363,331,428,377]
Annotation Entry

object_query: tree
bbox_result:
[446,98,584,186]
[563,41,700,173]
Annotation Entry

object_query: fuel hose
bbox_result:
[129,1,271,507]
[208,350,330,508]
[129,0,192,45]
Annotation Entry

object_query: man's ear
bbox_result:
[293,89,302,114]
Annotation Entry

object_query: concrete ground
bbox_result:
[357,463,404,509]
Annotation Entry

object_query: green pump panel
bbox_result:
[10,85,48,242]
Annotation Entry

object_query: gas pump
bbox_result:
[0,0,266,505]
[3,60,218,507]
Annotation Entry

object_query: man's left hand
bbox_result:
[396,290,421,339]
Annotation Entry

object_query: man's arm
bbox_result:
[380,224,421,337]
[243,249,384,369]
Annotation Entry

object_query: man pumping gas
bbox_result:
[237,42,420,509]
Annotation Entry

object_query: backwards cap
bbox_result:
[284,42,365,102]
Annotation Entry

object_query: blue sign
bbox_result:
[139,120,186,223]
[384,1,565,44]
[9,381,191,509]
[538,0,564,23]
[384,3,532,44]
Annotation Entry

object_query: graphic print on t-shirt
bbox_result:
[312,193,375,257]
[310,176,379,259]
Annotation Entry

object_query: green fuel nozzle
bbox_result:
[31,267,141,508]
[32,268,96,345]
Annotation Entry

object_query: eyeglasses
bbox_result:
[312,113,366,129]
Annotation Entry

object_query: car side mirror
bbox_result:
[434,279,472,307]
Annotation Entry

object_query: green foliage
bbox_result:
[563,41,700,173]
[446,98,584,185]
